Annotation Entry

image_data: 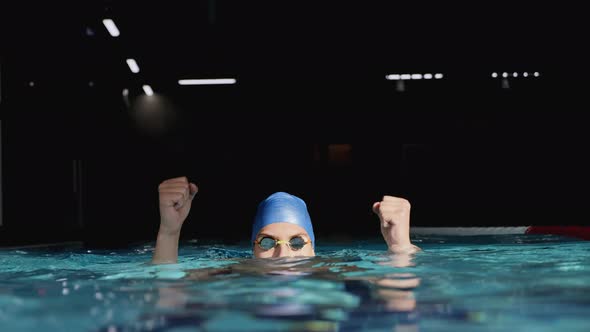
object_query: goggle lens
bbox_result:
[289,236,306,250]
[257,236,308,251]
[259,237,277,250]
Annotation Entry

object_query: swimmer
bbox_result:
[148,177,421,332]
[152,177,420,264]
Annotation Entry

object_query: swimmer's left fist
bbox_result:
[372,196,419,253]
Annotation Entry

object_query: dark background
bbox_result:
[1,1,588,248]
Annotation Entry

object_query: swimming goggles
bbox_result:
[254,236,310,251]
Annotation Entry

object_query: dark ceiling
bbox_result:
[2,1,586,142]
[3,1,586,97]
[1,1,589,246]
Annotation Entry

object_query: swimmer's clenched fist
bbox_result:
[372,196,419,254]
[158,177,198,236]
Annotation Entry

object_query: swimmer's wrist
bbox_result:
[153,229,180,264]
[158,223,182,237]
[158,228,180,238]
[388,243,421,254]
[382,224,411,247]
[383,225,419,254]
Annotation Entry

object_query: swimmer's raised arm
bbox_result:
[372,196,421,254]
[152,177,198,264]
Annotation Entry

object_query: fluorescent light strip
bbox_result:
[126,59,140,73]
[142,85,154,96]
[492,72,541,78]
[386,73,443,81]
[178,78,237,85]
[102,19,120,37]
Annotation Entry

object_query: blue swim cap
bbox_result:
[251,192,315,248]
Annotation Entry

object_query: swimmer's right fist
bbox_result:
[158,177,198,236]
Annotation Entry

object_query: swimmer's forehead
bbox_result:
[256,223,311,239]
[257,232,309,239]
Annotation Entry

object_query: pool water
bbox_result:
[1,235,589,331]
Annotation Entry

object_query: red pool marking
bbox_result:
[526,226,590,241]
